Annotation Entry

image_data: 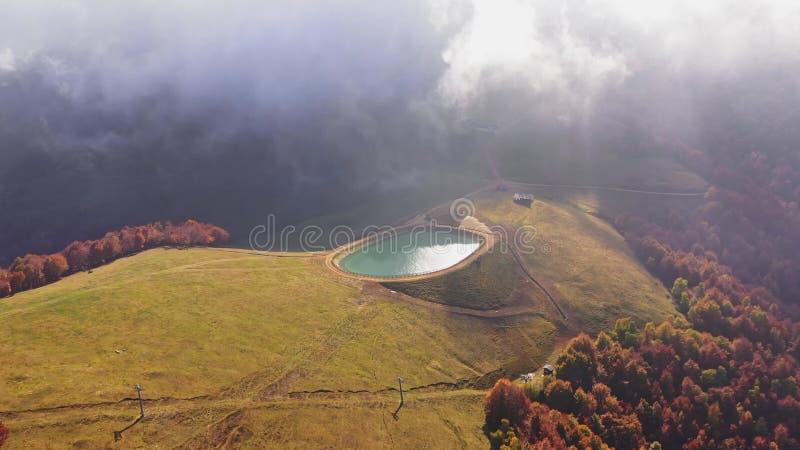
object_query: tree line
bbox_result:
[0,220,230,298]
[627,131,800,310]
[483,131,800,448]
[485,276,800,448]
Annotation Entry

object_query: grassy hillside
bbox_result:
[382,243,517,310]
[0,188,680,447]
[6,390,489,449]
[472,191,676,333]
[0,248,554,448]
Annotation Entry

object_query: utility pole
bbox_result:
[393,376,405,419]
[398,377,405,407]
[135,384,145,418]
[114,384,146,441]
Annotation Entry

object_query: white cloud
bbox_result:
[0,48,15,71]
[0,0,445,111]
[1,0,799,125]
[434,0,800,119]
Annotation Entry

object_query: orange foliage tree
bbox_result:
[0,220,230,299]
[0,420,7,448]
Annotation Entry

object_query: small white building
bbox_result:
[521,372,535,382]
[513,193,534,207]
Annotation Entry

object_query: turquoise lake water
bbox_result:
[339,229,482,278]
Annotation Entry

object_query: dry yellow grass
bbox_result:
[5,390,489,449]
[383,244,517,310]
[473,190,677,333]
[0,189,680,448]
[0,247,554,448]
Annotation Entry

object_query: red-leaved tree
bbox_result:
[0,420,8,448]
[0,220,230,299]
[484,378,531,435]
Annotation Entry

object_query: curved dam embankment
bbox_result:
[325,225,495,282]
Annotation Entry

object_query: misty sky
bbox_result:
[1,0,799,261]
[3,1,798,122]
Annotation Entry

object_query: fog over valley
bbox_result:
[1,0,799,262]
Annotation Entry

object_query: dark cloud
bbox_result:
[1,0,799,262]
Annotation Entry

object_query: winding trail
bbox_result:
[508,234,569,320]
[212,248,324,258]
[396,184,495,227]
[0,378,487,419]
[506,180,707,197]
[364,282,540,319]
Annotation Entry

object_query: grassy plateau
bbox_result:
[0,184,680,448]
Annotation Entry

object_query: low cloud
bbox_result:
[434,0,800,125]
[0,0,799,262]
